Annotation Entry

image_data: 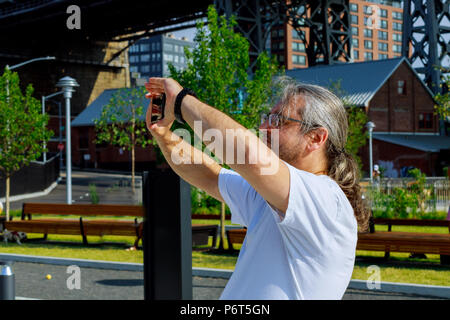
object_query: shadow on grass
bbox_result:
[355,254,450,272]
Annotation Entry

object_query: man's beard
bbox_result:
[278,142,301,164]
[264,130,301,164]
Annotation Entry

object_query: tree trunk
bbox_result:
[131,144,136,194]
[217,202,226,250]
[5,175,10,221]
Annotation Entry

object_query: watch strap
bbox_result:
[174,88,196,124]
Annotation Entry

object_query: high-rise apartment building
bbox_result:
[128,33,194,79]
[272,0,405,70]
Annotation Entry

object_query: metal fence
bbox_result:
[362,177,450,212]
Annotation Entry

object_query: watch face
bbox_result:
[150,93,166,124]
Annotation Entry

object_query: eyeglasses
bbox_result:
[260,113,309,128]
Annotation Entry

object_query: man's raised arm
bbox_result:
[146,78,290,214]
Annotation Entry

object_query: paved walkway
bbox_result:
[9,170,142,211]
[10,261,444,300]
[4,170,448,300]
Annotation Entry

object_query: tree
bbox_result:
[328,80,369,172]
[94,87,153,194]
[169,5,282,250]
[0,68,53,220]
[434,73,449,126]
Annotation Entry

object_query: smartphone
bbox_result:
[150,93,166,124]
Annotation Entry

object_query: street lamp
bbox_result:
[56,76,79,205]
[366,121,376,183]
[7,56,56,71]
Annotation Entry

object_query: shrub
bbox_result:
[89,184,99,204]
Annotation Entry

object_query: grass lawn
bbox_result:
[0,217,449,287]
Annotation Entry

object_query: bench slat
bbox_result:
[23,203,144,217]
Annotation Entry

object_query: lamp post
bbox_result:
[56,76,79,205]
[6,56,55,71]
[366,121,376,183]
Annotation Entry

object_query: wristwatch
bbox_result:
[174,88,196,124]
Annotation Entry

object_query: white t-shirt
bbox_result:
[218,162,358,300]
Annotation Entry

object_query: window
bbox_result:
[393,44,402,53]
[353,50,359,59]
[392,11,402,20]
[292,29,303,40]
[152,53,156,61]
[378,42,388,52]
[364,28,373,38]
[129,55,138,63]
[140,43,150,52]
[379,19,388,29]
[350,3,358,12]
[364,40,373,49]
[378,53,388,59]
[352,27,359,36]
[129,45,139,53]
[352,38,359,48]
[378,30,388,40]
[364,16,372,27]
[363,5,372,14]
[397,80,406,95]
[174,55,179,63]
[157,53,161,61]
[130,66,138,73]
[393,22,402,31]
[156,42,161,50]
[380,9,388,18]
[278,29,284,37]
[292,42,305,52]
[141,54,150,62]
[364,52,373,61]
[418,113,433,129]
[164,43,174,51]
[140,65,150,73]
[393,33,402,42]
[151,43,156,51]
[79,136,89,150]
[351,14,358,24]
[278,54,285,63]
[292,54,306,65]
[174,45,179,53]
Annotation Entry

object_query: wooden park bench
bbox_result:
[357,218,450,264]
[4,203,144,247]
[227,219,450,264]
[3,203,219,250]
[226,228,247,252]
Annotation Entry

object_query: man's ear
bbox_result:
[306,127,328,152]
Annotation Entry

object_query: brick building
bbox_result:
[287,57,450,177]
[271,0,405,69]
[71,88,158,171]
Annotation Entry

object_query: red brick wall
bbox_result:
[71,126,157,169]
[360,139,436,176]
[368,61,438,134]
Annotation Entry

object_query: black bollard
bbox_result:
[0,262,15,300]
[142,169,192,300]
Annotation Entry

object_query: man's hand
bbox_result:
[145,78,183,136]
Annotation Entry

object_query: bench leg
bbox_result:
[82,235,88,245]
[440,255,450,265]
[43,234,48,240]
[384,251,390,260]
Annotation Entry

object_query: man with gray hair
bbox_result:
[145,76,369,300]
